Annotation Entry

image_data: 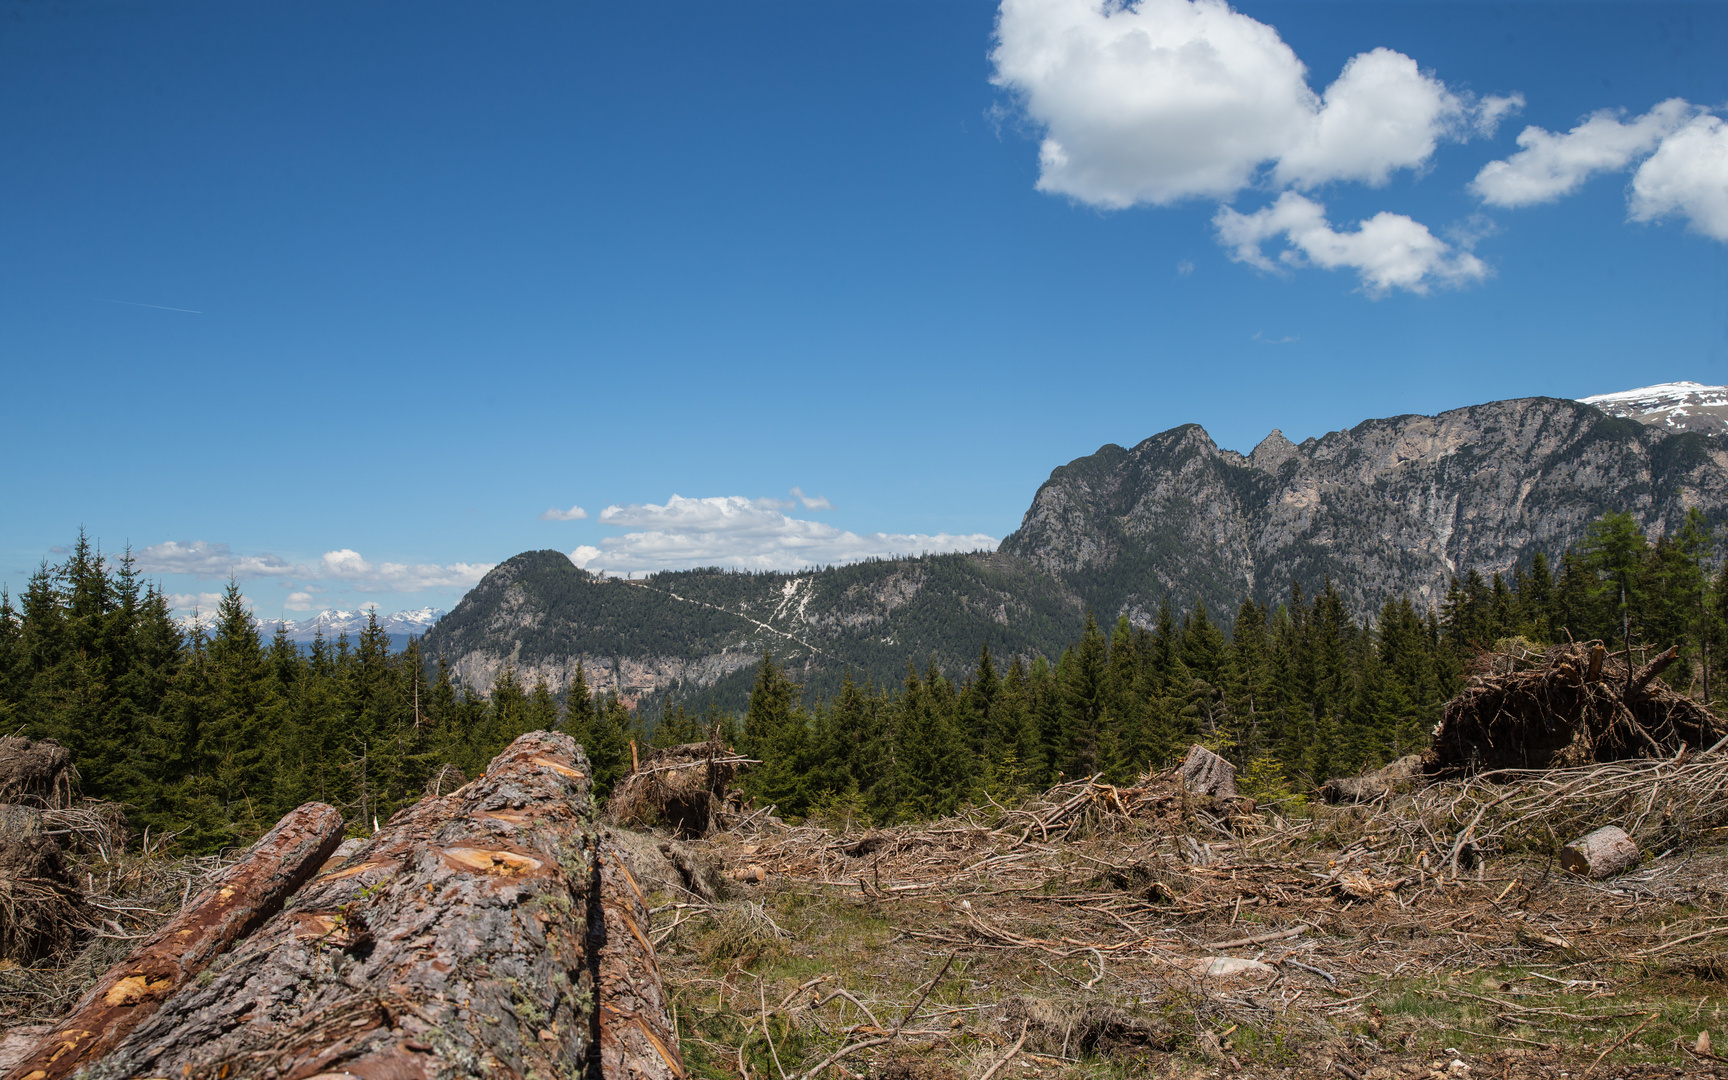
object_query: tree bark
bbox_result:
[1177,744,1237,800]
[1561,825,1641,879]
[595,841,684,1080]
[6,802,344,1080]
[76,731,683,1080]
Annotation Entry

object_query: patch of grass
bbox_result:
[1363,964,1722,1068]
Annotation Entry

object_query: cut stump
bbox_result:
[1177,745,1237,800]
[1561,825,1640,879]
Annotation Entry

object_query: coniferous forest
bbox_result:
[5,509,1726,852]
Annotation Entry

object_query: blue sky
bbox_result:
[4,1,1725,620]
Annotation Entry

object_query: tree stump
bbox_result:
[1177,744,1237,800]
[77,732,683,1080]
[1561,825,1640,879]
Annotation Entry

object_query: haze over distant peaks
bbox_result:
[1579,382,1728,435]
[179,606,445,644]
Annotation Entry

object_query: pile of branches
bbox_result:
[603,739,755,838]
[1446,749,1728,858]
[0,738,73,810]
[1426,640,1724,776]
[0,739,88,968]
[0,816,82,965]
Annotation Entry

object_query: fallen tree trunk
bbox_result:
[4,802,344,1080]
[76,732,683,1080]
[595,845,685,1080]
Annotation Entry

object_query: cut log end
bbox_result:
[1561,825,1640,879]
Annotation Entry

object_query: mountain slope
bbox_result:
[1002,396,1728,621]
[417,549,1079,709]
[1578,381,1728,435]
[426,393,1728,706]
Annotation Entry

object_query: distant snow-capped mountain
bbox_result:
[178,607,444,644]
[1579,381,1728,435]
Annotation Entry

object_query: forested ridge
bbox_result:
[5,510,1725,851]
[418,547,1081,710]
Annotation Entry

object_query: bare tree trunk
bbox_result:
[6,802,344,1080]
[76,732,682,1080]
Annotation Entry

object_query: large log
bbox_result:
[595,843,684,1079]
[5,802,344,1080]
[1561,825,1641,879]
[76,732,683,1080]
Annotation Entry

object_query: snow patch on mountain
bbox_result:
[177,606,445,643]
[1579,381,1728,434]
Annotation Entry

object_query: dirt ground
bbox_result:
[646,766,1728,1080]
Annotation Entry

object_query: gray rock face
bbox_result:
[426,394,1728,708]
[1000,396,1728,622]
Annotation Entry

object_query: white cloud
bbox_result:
[790,487,834,511]
[316,549,493,592]
[1214,191,1488,296]
[990,0,1507,209]
[165,591,230,616]
[569,494,997,574]
[1471,98,1697,207]
[570,545,603,569]
[284,591,317,611]
[1630,113,1728,241]
[139,539,493,606]
[539,504,589,521]
[137,540,296,579]
[1273,48,1471,190]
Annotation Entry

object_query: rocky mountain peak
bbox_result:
[1249,428,1298,472]
[1002,395,1728,623]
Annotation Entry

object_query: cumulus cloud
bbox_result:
[990,0,1509,209]
[137,540,296,579]
[165,591,230,616]
[1214,191,1488,296]
[1471,98,1697,207]
[1630,113,1728,241]
[316,549,493,591]
[790,487,834,511]
[539,504,589,521]
[568,495,997,574]
[140,539,493,608]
